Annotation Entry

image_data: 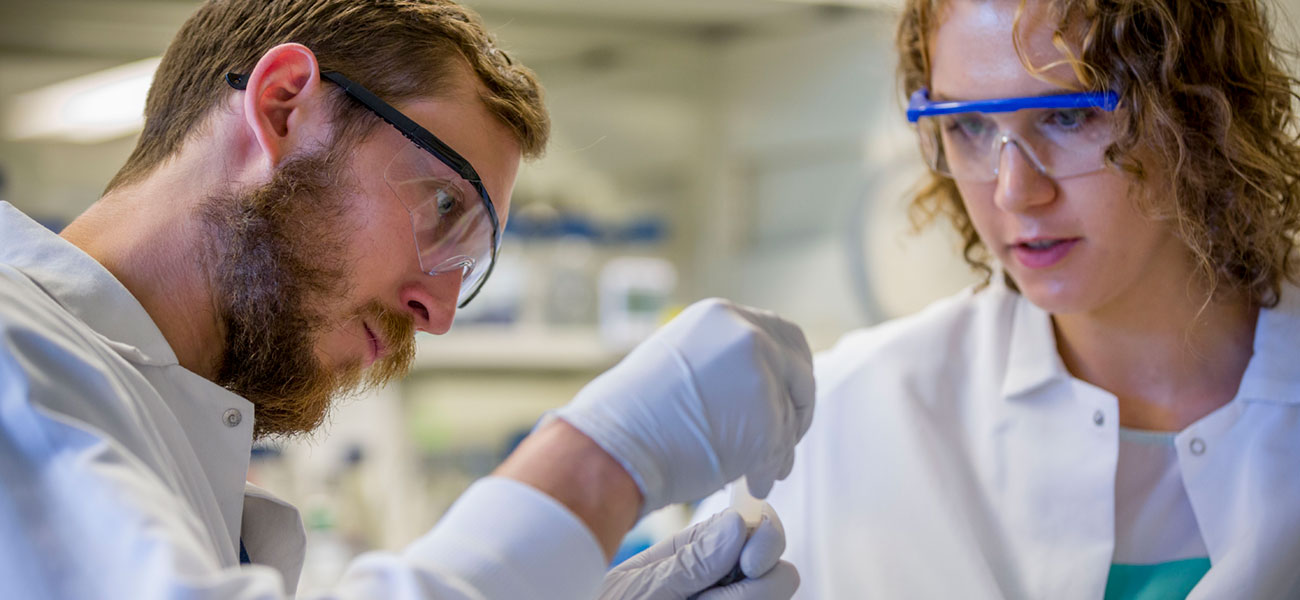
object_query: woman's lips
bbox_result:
[1010,238,1080,269]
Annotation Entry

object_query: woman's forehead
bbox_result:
[929,0,1085,101]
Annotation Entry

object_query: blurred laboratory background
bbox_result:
[3,0,1299,593]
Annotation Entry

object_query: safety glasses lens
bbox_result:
[914,106,1114,182]
[384,145,497,307]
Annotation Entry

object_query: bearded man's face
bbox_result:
[200,148,415,439]
[196,85,524,438]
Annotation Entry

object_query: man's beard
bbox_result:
[199,148,417,439]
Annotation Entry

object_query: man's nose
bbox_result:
[993,138,1057,213]
[399,272,460,334]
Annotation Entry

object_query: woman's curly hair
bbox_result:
[898,0,1300,307]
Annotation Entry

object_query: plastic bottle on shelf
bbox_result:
[543,215,600,328]
[334,445,379,554]
[451,234,524,327]
[598,218,676,350]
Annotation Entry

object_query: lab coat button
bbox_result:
[1190,438,1207,456]
[223,409,243,427]
[1092,410,1105,426]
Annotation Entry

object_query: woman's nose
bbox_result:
[993,139,1057,213]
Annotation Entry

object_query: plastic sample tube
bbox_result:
[729,476,765,526]
[712,477,763,588]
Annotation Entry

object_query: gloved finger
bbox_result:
[746,474,775,499]
[789,366,815,441]
[774,447,796,482]
[730,305,803,357]
[781,345,815,442]
[770,397,799,484]
[755,311,811,372]
[657,510,749,597]
[761,338,813,447]
[730,307,813,403]
[740,504,786,578]
[758,311,815,442]
[755,422,796,491]
[728,306,806,428]
[617,509,731,571]
[738,306,810,367]
[695,561,800,600]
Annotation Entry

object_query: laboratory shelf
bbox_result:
[412,327,627,372]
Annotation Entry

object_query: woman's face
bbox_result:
[929,0,1195,317]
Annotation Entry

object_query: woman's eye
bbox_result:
[947,114,992,139]
[1047,108,1092,129]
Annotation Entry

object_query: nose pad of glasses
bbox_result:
[993,134,1051,178]
[424,255,475,280]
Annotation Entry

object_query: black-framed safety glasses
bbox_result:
[226,70,502,309]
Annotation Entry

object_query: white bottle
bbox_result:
[598,255,677,349]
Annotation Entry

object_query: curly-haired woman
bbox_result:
[698,0,1300,597]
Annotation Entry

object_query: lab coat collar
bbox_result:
[998,273,1300,405]
[2,202,266,568]
[1237,279,1300,404]
[1000,288,1070,400]
[0,202,179,365]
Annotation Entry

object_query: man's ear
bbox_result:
[241,43,329,169]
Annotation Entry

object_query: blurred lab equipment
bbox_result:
[598,218,677,349]
[598,256,677,349]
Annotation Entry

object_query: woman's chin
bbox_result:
[1014,276,1095,316]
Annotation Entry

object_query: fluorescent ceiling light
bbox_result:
[4,56,161,144]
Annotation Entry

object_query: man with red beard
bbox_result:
[0,1,812,599]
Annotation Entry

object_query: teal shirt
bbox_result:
[1104,558,1211,599]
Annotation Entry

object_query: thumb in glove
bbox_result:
[598,510,748,600]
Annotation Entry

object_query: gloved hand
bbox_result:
[552,298,815,515]
[598,504,799,600]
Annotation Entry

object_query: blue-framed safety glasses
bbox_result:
[906,88,1120,182]
[226,70,502,309]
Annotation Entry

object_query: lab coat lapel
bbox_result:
[242,482,307,594]
[1180,400,1300,598]
[1184,280,1300,598]
[996,293,1117,599]
[999,287,1063,400]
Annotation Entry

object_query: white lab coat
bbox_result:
[698,276,1300,599]
[0,202,607,600]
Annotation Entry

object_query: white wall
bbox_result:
[683,9,976,349]
[489,7,980,352]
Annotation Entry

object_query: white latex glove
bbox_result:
[598,504,799,600]
[552,298,815,514]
